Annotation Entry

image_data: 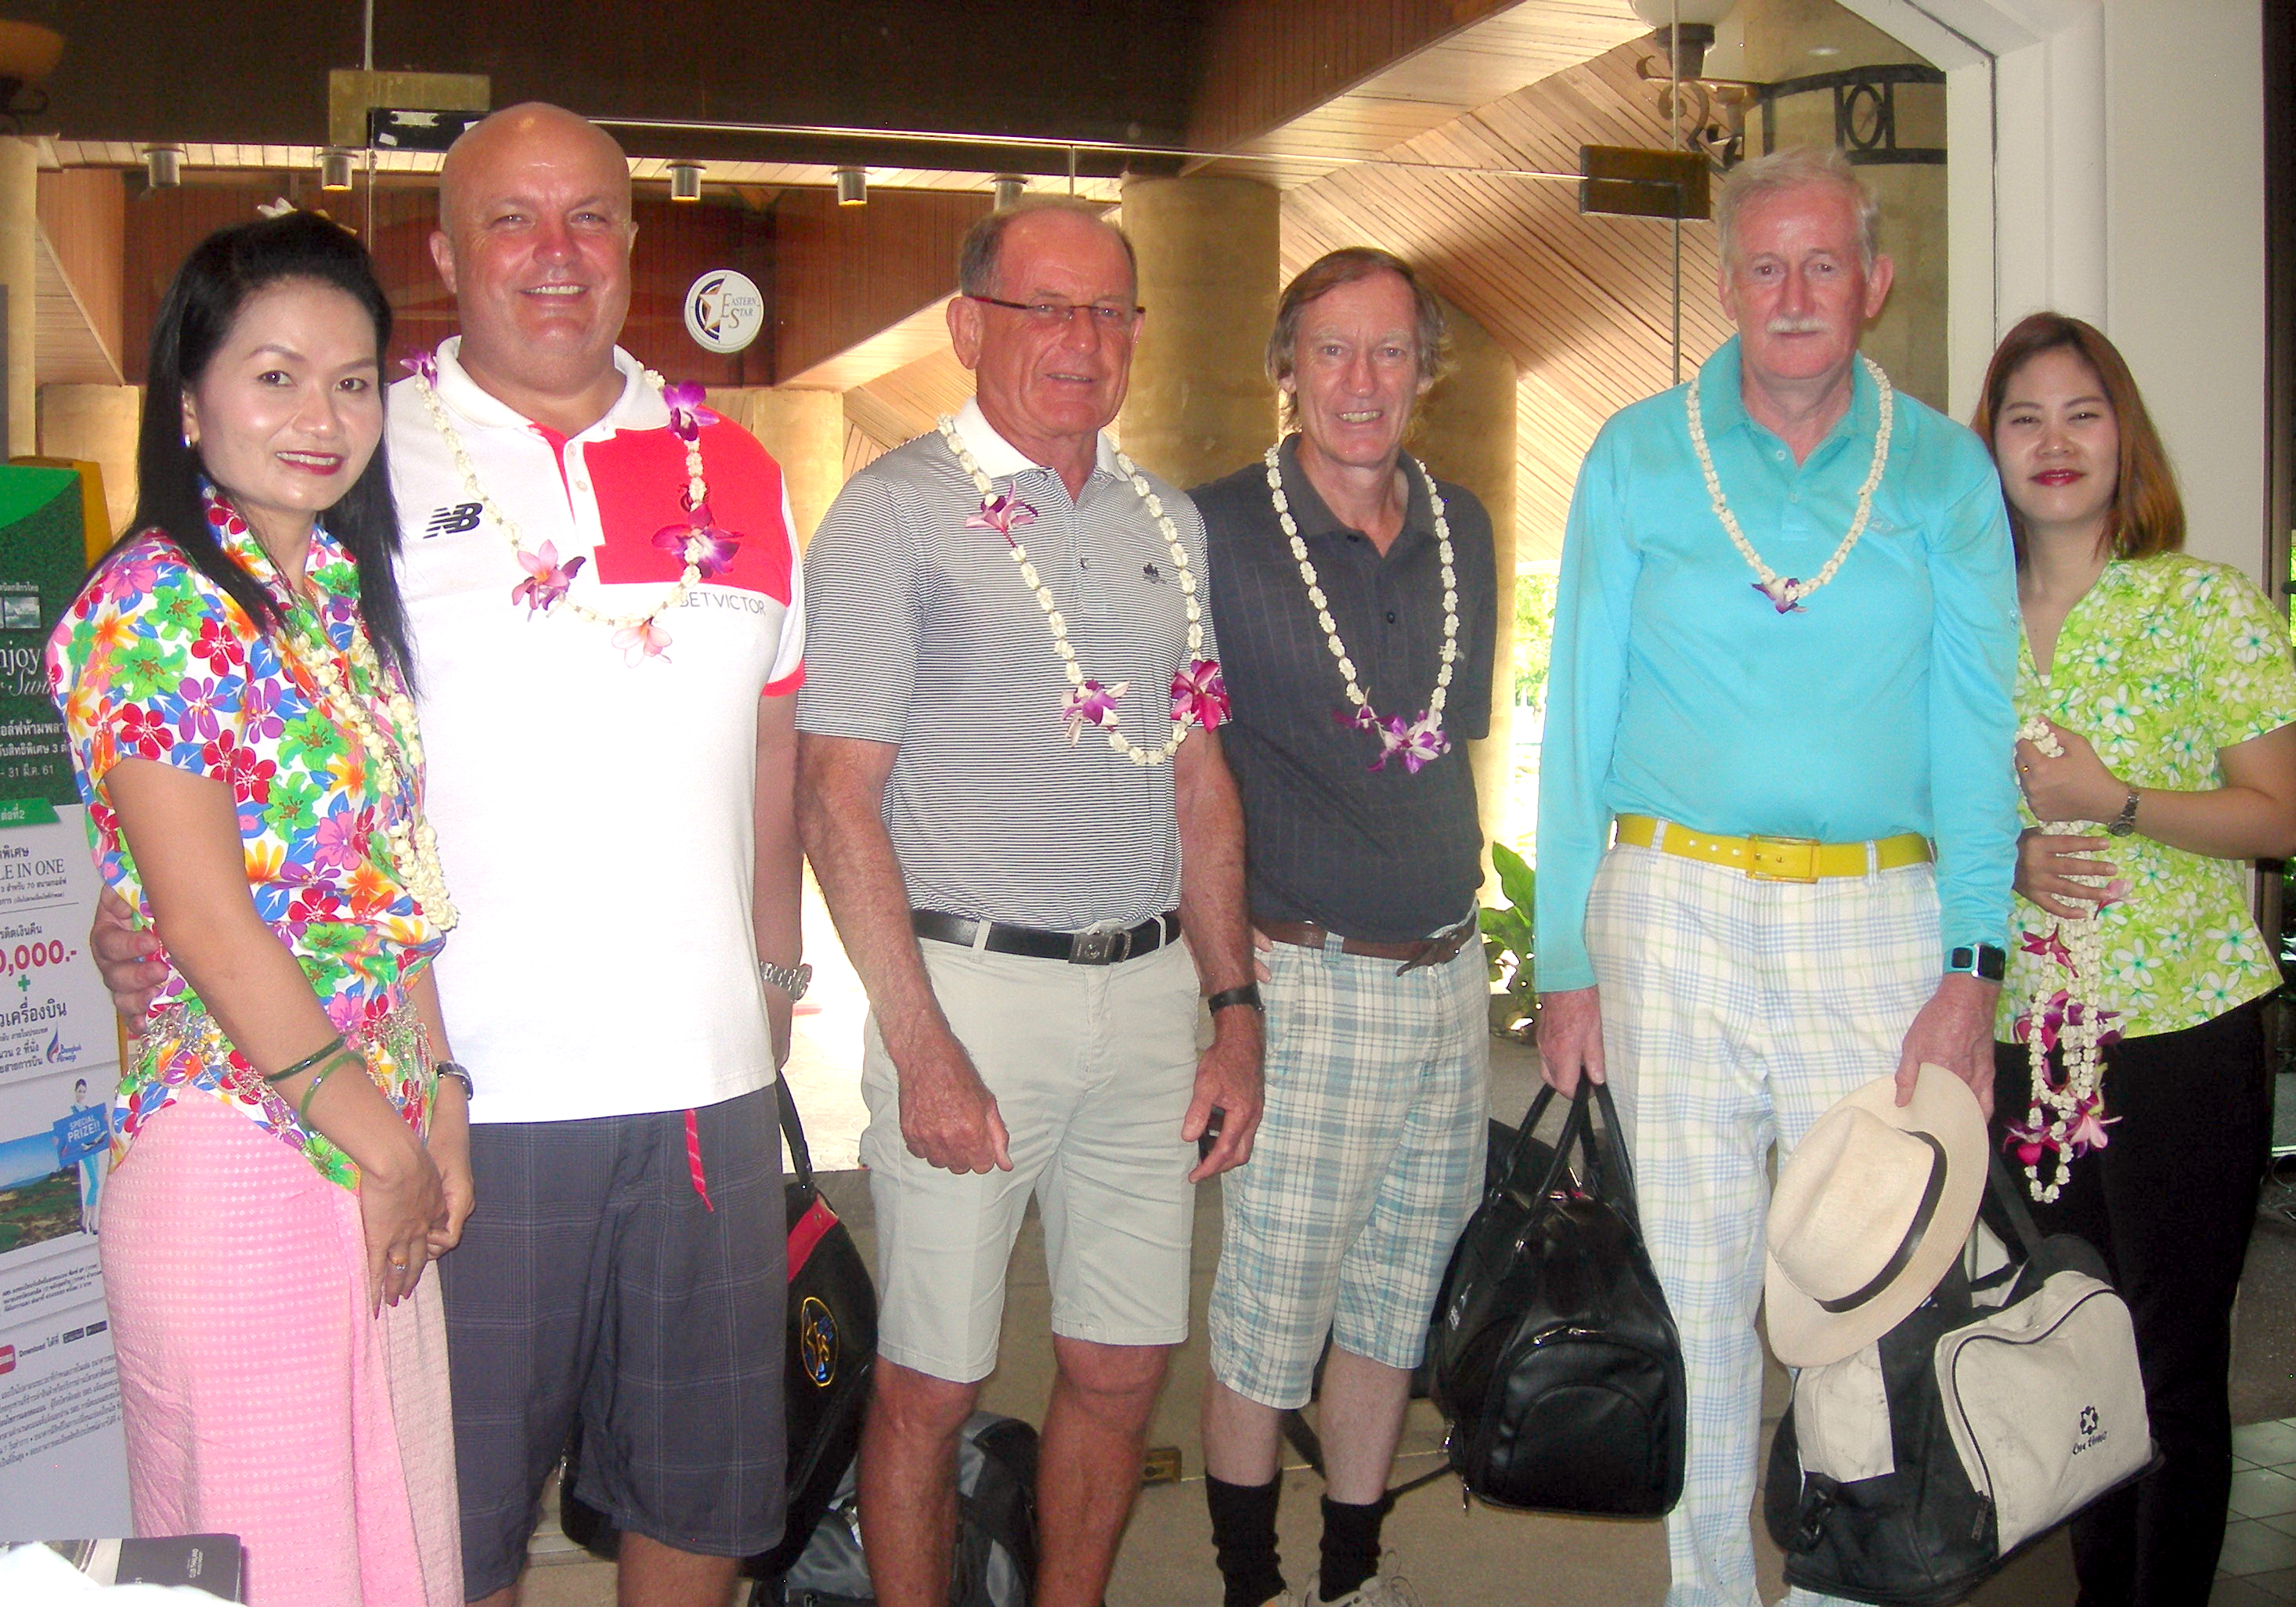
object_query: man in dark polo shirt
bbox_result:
[1190,248,1500,1607]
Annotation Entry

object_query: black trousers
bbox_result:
[1989,997,2273,1607]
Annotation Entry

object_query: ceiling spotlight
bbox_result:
[991,174,1026,210]
[834,167,867,207]
[669,162,704,202]
[319,149,356,193]
[145,146,183,189]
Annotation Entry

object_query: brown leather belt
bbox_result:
[1255,914,1481,976]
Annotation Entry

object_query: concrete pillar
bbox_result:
[1412,296,1519,874]
[0,139,37,457]
[1114,175,1280,489]
[36,384,143,536]
[703,386,844,546]
[1728,0,1950,413]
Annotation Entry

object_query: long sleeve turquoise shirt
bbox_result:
[1534,337,2020,992]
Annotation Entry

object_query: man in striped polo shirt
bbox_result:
[796,197,1263,1607]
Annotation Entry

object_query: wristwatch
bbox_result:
[2106,789,2142,838]
[1207,983,1264,1015]
[759,961,814,1002]
[435,1060,475,1100]
[1946,944,2006,983]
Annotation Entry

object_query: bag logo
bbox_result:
[424,503,484,538]
[2072,1403,2107,1454]
[799,1295,837,1387]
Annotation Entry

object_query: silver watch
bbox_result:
[759,960,814,1002]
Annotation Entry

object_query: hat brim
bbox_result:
[1764,1064,1989,1369]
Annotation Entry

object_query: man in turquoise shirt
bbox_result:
[1535,147,2018,1607]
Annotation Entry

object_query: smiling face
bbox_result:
[1991,345,2121,548]
[1283,269,1428,475]
[948,208,1139,462]
[430,105,635,410]
[1719,181,1893,392]
[180,277,384,555]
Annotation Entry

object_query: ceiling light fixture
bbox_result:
[319,149,356,192]
[991,174,1027,210]
[834,167,867,207]
[669,161,704,202]
[145,146,183,188]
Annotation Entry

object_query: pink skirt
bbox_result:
[99,1094,462,1607]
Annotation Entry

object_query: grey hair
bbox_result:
[1265,247,1449,427]
[956,196,1136,300]
[1716,146,1880,270]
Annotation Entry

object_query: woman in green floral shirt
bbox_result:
[1976,312,2296,1607]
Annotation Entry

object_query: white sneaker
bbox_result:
[1296,1572,1421,1607]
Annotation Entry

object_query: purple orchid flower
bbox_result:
[2001,1113,2057,1168]
[1754,578,1806,614]
[511,540,587,616]
[661,380,717,441]
[1061,679,1129,744]
[400,349,439,385]
[653,512,743,579]
[965,493,1039,545]
[1370,710,1451,775]
[2020,926,2075,970]
[1169,658,1231,729]
[1334,705,1383,733]
[2064,1094,2119,1156]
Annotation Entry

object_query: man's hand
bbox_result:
[1896,973,1998,1119]
[893,1027,1013,1175]
[2013,827,2124,920]
[1536,986,1605,1094]
[92,887,165,1022]
[1184,1007,1264,1182]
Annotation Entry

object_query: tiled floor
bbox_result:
[2219,1417,2296,1605]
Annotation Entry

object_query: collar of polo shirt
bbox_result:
[428,334,665,439]
[952,395,1124,486]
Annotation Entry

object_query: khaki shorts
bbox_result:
[859,935,1201,1382]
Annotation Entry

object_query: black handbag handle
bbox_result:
[1511,1078,1640,1204]
[776,1074,815,1196]
[1983,1148,2047,1260]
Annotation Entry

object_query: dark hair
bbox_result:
[957,196,1136,301]
[1972,311,2184,564]
[116,209,414,683]
[1265,247,1449,427]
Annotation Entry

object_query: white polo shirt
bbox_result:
[391,339,804,1124]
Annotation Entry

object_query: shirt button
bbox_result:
[1774,450,1788,462]
[1385,610,1398,624]
[1788,491,1800,504]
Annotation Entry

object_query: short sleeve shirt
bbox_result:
[796,399,1216,929]
[1192,436,1499,941]
[47,489,447,1186]
[2001,554,2296,1041]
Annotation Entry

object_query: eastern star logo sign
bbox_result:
[798,1295,838,1387]
[424,503,483,538]
[684,269,765,356]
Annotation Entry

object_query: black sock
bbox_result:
[1206,1473,1286,1607]
[1318,1493,1387,1602]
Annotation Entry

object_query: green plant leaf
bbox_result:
[1490,840,1536,914]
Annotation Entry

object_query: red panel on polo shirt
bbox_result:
[583,418,795,601]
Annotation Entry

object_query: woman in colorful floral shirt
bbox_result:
[46,211,466,1606]
[1976,312,2296,1607]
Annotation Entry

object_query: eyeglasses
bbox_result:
[967,294,1144,330]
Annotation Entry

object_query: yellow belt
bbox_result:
[1613,814,1933,883]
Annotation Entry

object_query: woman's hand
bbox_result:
[2014,826,2125,920]
[2016,720,2126,823]
[356,1132,446,1313]
[425,1078,475,1257]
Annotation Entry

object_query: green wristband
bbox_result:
[264,1032,346,1085]
[298,1049,362,1124]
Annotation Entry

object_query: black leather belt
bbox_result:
[912,908,1182,966]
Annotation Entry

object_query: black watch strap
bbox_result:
[1207,984,1264,1014]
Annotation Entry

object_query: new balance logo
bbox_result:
[424,502,484,537]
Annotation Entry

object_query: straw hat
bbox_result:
[1764,1064,1987,1368]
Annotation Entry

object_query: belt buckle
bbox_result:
[1070,928,1128,965]
[1745,834,1821,883]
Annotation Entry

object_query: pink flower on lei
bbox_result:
[1061,679,1128,743]
[966,493,1038,545]
[1371,711,1449,775]
[511,540,587,616]
[2063,1094,2119,1156]
[1755,578,1807,614]
[612,618,673,665]
[660,380,717,441]
[2002,1112,2055,1168]
[652,509,742,578]
[400,349,439,385]
[1169,658,1230,729]
[2020,926,2074,971]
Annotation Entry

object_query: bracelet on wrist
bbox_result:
[298,1049,363,1123]
[1207,983,1264,1016]
[265,1032,346,1085]
[434,1060,475,1101]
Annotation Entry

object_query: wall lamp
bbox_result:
[669,161,704,201]
[834,167,867,207]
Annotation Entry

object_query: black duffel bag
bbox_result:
[561,1076,880,1580]
[1427,1077,1685,1516]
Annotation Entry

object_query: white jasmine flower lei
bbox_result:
[936,414,1215,766]
[1264,440,1458,773]
[2005,715,2121,1203]
[1686,355,1894,613]
[406,352,724,663]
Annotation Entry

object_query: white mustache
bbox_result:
[1767,316,1831,335]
